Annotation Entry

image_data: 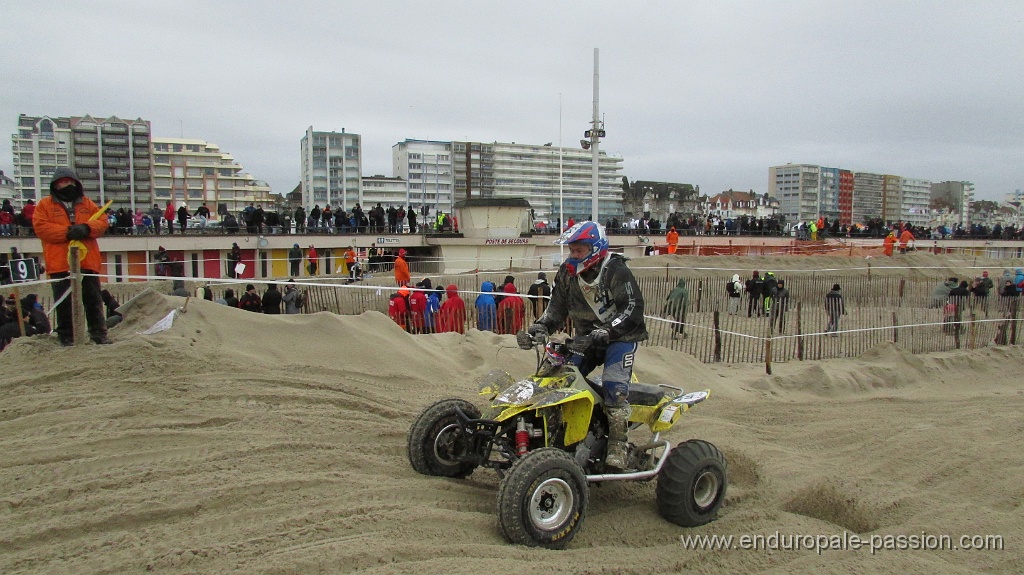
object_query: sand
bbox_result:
[2,254,1023,574]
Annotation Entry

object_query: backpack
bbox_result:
[296,291,307,309]
[726,280,736,295]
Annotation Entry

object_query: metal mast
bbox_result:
[581,48,605,223]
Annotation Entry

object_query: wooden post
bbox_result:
[968,310,977,350]
[764,338,772,375]
[796,301,804,360]
[892,311,898,344]
[713,310,721,362]
[867,262,871,280]
[69,247,87,346]
[695,279,703,313]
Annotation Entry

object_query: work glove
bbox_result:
[526,323,549,339]
[516,330,533,350]
[66,224,91,241]
[568,328,610,354]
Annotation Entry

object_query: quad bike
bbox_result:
[407,332,727,549]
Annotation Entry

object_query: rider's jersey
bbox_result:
[538,253,648,343]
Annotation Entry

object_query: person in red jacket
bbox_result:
[32,167,111,345]
[163,201,176,235]
[437,284,465,334]
[307,245,319,275]
[898,228,915,254]
[407,284,427,334]
[496,282,525,335]
[388,287,410,331]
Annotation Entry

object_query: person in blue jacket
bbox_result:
[475,281,497,331]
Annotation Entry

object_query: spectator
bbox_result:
[423,281,441,334]
[496,283,525,335]
[389,287,410,331]
[223,288,239,308]
[745,270,763,317]
[437,284,466,334]
[825,283,845,336]
[288,243,303,277]
[170,279,189,297]
[149,203,163,235]
[475,281,497,332]
[726,273,743,315]
[32,167,111,346]
[176,204,190,234]
[307,245,319,275]
[663,278,689,339]
[408,283,427,334]
[238,284,262,312]
[770,279,790,333]
[282,279,301,314]
[526,272,551,321]
[164,201,176,234]
[262,283,282,314]
[227,243,242,278]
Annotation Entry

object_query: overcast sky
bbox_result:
[3,1,1021,202]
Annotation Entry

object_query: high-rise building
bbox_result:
[900,178,931,226]
[819,167,841,223]
[360,175,409,211]
[151,137,273,216]
[11,115,72,202]
[768,164,821,224]
[930,181,975,227]
[852,172,883,224]
[452,141,624,224]
[881,174,902,224]
[392,139,454,215]
[300,127,361,211]
[12,114,153,210]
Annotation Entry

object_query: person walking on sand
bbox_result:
[825,283,845,336]
[665,226,679,255]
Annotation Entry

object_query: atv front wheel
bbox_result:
[497,447,589,549]
[407,398,481,478]
[656,440,727,527]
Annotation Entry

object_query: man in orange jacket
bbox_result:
[32,167,111,346]
[665,226,679,255]
[898,227,915,254]
[394,248,411,287]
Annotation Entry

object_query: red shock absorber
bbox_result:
[515,418,529,456]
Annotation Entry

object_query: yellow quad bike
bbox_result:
[407,333,727,549]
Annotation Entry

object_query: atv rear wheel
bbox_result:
[656,440,727,527]
[407,398,481,478]
[497,447,589,549]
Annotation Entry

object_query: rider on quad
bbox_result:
[521,221,647,470]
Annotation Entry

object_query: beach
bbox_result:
[1,254,1022,574]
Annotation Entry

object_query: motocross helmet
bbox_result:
[557,221,608,277]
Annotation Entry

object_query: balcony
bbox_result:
[132,137,149,146]
[103,125,128,135]
[103,136,128,146]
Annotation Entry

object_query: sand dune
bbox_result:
[2,274,1022,573]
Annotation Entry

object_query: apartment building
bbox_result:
[452,141,624,224]
[360,175,409,210]
[900,178,931,226]
[151,137,273,216]
[930,181,975,227]
[300,127,361,211]
[881,174,902,224]
[12,115,153,209]
[852,172,884,224]
[10,115,72,202]
[768,164,821,224]
[392,139,454,216]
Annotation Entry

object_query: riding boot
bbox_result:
[605,404,632,470]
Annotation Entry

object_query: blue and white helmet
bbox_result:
[557,221,608,276]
